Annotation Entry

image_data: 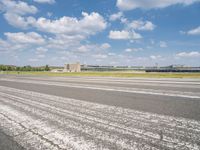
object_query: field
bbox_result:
[1,71,200,78]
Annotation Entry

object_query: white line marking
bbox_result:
[13,76,200,85]
[1,78,200,99]
[12,77,200,89]
[0,86,200,149]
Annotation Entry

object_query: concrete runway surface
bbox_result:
[0,75,200,150]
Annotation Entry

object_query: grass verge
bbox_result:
[1,71,200,78]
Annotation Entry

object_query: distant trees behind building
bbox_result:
[0,65,50,71]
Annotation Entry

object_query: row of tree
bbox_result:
[0,65,50,71]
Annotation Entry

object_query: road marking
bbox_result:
[13,76,200,85]
[0,86,200,150]
[12,77,200,89]
[1,78,200,99]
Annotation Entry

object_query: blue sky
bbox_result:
[0,0,200,66]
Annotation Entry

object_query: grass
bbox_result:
[1,71,200,78]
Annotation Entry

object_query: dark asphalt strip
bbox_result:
[0,130,24,150]
[10,77,200,93]
[0,80,200,121]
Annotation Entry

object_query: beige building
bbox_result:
[63,62,81,72]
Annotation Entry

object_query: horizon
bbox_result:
[0,0,200,66]
[1,63,200,68]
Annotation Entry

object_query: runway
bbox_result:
[0,75,200,150]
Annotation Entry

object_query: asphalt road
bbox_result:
[0,75,200,150]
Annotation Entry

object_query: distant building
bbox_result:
[63,62,81,72]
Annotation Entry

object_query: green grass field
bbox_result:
[1,71,200,78]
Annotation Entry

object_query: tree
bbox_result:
[16,67,20,71]
[45,65,50,71]
[26,65,32,71]
[2,66,7,71]
[7,66,12,71]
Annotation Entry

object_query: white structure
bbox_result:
[63,62,81,72]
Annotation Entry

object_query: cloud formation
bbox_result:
[187,26,200,35]
[0,0,37,28]
[117,0,200,10]
[1,1,107,41]
[32,12,107,36]
[4,32,45,44]
[125,48,143,52]
[128,20,156,31]
[176,51,200,57]
[109,12,123,21]
[33,0,55,4]
[159,41,167,48]
[109,30,142,40]
[150,55,162,60]
[108,16,155,41]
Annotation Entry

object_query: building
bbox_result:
[145,65,200,72]
[63,62,81,72]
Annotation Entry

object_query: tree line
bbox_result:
[0,65,50,71]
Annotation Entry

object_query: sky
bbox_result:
[0,0,200,67]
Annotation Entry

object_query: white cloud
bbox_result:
[101,43,111,49]
[29,58,39,62]
[159,41,167,48]
[72,43,111,54]
[120,17,128,24]
[109,30,142,40]
[108,53,116,56]
[3,11,107,53]
[125,48,133,52]
[176,51,200,57]
[125,48,143,52]
[47,34,84,50]
[108,17,155,42]
[109,30,129,40]
[37,54,45,58]
[32,12,107,36]
[1,1,107,40]
[36,47,48,54]
[117,0,200,11]
[0,38,30,53]
[109,12,123,21]
[93,54,108,59]
[1,0,37,15]
[4,14,35,29]
[1,3,107,53]
[47,12,53,17]
[0,39,10,52]
[0,30,113,65]
[128,20,156,31]
[4,32,45,44]
[74,45,93,53]
[3,13,28,29]
[179,30,186,35]
[33,0,55,4]
[0,0,37,28]
[187,26,200,35]
[150,55,162,60]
